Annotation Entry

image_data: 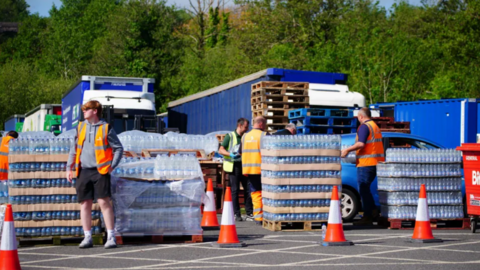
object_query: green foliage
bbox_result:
[0,0,480,128]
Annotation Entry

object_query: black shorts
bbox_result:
[76,168,111,202]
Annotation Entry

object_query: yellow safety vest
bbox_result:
[223,131,239,173]
[356,121,385,167]
[241,129,266,175]
[75,121,113,177]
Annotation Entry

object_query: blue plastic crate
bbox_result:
[289,108,353,119]
[290,117,357,128]
[296,126,357,135]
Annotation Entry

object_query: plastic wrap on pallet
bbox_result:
[111,177,205,235]
[0,181,8,203]
[263,198,331,207]
[264,212,329,221]
[0,205,5,238]
[381,205,464,219]
[385,148,462,163]
[378,177,462,192]
[378,191,462,206]
[377,163,462,177]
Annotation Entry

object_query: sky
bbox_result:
[26,0,423,17]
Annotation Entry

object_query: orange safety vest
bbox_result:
[356,120,385,167]
[75,121,113,177]
[0,136,13,180]
[241,129,266,175]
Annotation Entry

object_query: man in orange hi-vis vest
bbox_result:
[66,100,123,249]
[0,131,19,180]
[241,116,267,225]
[341,108,385,226]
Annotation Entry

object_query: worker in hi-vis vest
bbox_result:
[219,118,253,222]
[0,131,19,180]
[66,100,124,249]
[241,116,268,225]
[341,107,385,226]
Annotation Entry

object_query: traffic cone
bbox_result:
[408,184,442,243]
[0,204,21,270]
[320,186,353,246]
[201,178,220,229]
[211,187,246,248]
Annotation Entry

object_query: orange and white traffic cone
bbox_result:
[211,187,246,248]
[321,186,353,246]
[408,184,442,243]
[0,204,21,270]
[201,178,220,229]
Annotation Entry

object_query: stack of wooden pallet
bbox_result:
[251,81,310,133]
[371,117,411,134]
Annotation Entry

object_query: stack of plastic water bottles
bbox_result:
[0,181,8,204]
[111,156,205,236]
[7,135,102,237]
[118,130,219,155]
[378,148,464,219]
[261,135,342,222]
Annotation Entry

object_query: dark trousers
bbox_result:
[357,166,377,217]
[229,162,253,216]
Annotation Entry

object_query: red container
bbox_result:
[457,143,480,216]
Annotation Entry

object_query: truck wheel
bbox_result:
[471,219,477,233]
[341,189,359,222]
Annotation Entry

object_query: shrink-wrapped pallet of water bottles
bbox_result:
[377,148,464,219]
[260,135,342,222]
[110,154,205,236]
[6,132,101,237]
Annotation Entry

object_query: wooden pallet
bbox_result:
[380,128,410,134]
[262,219,325,232]
[252,108,289,117]
[252,102,310,111]
[378,217,470,230]
[377,122,410,129]
[251,81,309,91]
[17,234,104,247]
[371,117,395,124]
[251,95,309,104]
[115,234,203,245]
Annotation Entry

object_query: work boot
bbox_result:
[353,216,374,226]
[79,237,93,249]
[235,214,243,222]
[104,236,117,249]
[245,214,254,222]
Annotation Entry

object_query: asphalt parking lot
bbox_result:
[17,219,480,270]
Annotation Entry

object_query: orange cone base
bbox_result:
[320,240,354,246]
[201,214,220,228]
[210,242,247,248]
[0,250,22,270]
[407,238,443,243]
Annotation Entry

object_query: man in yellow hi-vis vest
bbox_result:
[219,118,253,222]
[341,108,385,226]
[241,116,267,225]
[66,100,124,248]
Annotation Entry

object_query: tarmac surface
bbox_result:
[17,218,480,270]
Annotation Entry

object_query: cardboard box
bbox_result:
[12,203,100,212]
[8,154,69,163]
[9,171,66,180]
[263,191,340,200]
[9,187,76,196]
[261,163,341,171]
[261,149,340,157]
[15,219,100,228]
[262,177,341,185]
[263,205,329,213]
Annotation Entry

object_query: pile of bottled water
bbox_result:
[0,205,5,237]
[118,131,219,154]
[8,137,73,155]
[9,179,76,188]
[111,176,204,235]
[381,205,464,219]
[378,177,462,191]
[262,184,339,193]
[262,156,340,164]
[386,148,462,163]
[10,195,78,204]
[261,170,341,179]
[261,135,341,150]
[0,182,8,204]
[15,226,101,237]
[263,198,331,207]
[379,191,462,205]
[113,157,155,179]
[341,145,356,163]
[9,162,67,172]
[264,212,329,221]
[13,211,100,221]
[377,163,462,177]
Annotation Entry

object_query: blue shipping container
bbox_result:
[371,98,480,148]
[4,115,25,131]
[168,68,347,134]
